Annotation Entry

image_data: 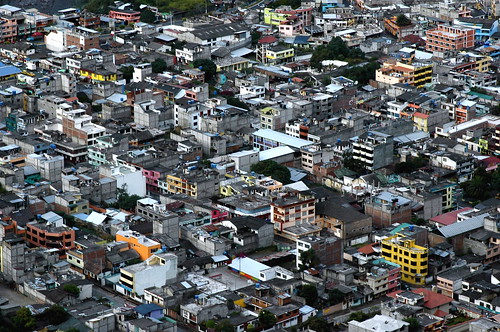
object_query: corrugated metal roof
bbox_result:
[438,214,487,238]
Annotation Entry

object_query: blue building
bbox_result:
[455,18,499,42]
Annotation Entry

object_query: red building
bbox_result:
[108,10,141,23]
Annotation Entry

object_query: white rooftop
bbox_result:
[253,129,313,149]
[228,257,270,280]
[259,146,295,160]
[349,314,409,332]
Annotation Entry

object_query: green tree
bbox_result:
[12,307,35,331]
[112,191,142,211]
[151,58,167,73]
[299,284,318,306]
[328,288,344,305]
[396,14,412,27]
[310,37,365,69]
[226,96,250,110]
[140,9,156,24]
[250,160,291,184]
[119,65,134,81]
[404,317,420,332]
[42,305,69,325]
[307,317,330,332]
[258,310,277,329]
[299,249,320,271]
[193,59,217,82]
[349,311,369,322]
[342,151,366,174]
[77,91,91,104]
[340,61,381,85]
[63,283,80,296]
[215,319,234,332]
[461,167,491,201]
[394,156,427,174]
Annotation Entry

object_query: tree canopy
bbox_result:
[394,156,428,174]
[12,307,35,331]
[140,9,156,24]
[111,191,142,211]
[41,305,69,325]
[299,284,318,306]
[396,14,412,27]
[250,160,291,184]
[340,60,380,85]
[258,310,277,329]
[193,59,217,82]
[461,167,500,202]
[268,0,301,8]
[299,248,320,271]
[63,284,80,296]
[310,37,365,69]
[119,65,134,82]
[152,58,167,73]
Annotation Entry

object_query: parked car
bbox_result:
[1,59,10,64]
[13,62,23,67]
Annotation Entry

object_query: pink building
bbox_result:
[108,10,141,23]
[279,15,304,36]
[142,168,167,194]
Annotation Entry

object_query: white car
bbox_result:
[1,59,10,64]
[13,62,23,67]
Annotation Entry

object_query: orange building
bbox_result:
[26,220,75,257]
[426,25,475,52]
[115,230,161,261]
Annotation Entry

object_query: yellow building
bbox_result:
[265,46,294,64]
[375,61,432,88]
[216,57,250,72]
[220,174,282,197]
[413,112,429,132]
[264,8,290,25]
[164,174,198,197]
[381,235,428,285]
[79,68,117,81]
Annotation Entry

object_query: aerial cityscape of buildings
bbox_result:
[0,0,500,331]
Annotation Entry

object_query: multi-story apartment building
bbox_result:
[263,46,295,65]
[426,25,475,52]
[66,240,106,278]
[61,109,107,146]
[263,6,313,26]
[383,16,420,41]
[271,192,315,232]
[375,61,433,88]
[117,253,177,297]
[108,9,141,23]
[352,131,394,171]
[87,133,129,166]
[159,169,220,200]
[260,106,293,130]
[296,235,342,269]
[363,259,401,298]
[116,230,162,261]
[25,213,75,257]
[65,27,100,50]
[365,191,412,228]
[381,235,428,285]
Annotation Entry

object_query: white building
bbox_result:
[133,63,152,83]
[104,165,146,197]
[117,253,178,297]
[349,314,409,332]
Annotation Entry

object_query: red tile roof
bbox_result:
[413,288,453,309]
[430,207,473,226]
[258,36,277,44]
[388,288,452,309]
[414,112,429,119]
[434,309,448,318]
[358,243,376,255]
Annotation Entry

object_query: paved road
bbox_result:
[0,283,37,307]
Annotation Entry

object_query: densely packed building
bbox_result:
[0,0,500,331]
